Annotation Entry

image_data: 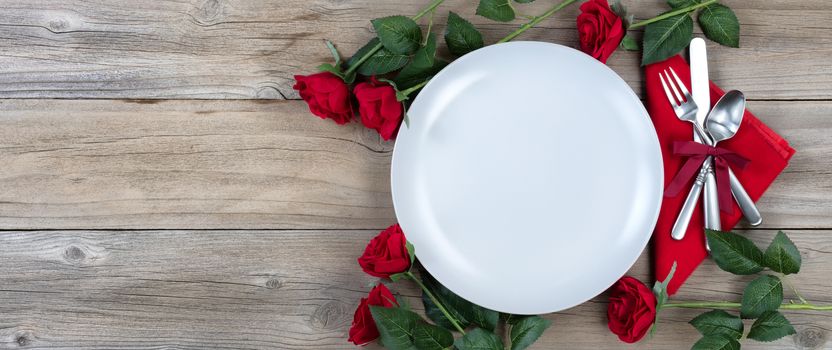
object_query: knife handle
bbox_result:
[672,165,707,240]
[729,168,763,226]
[702,159,720,251]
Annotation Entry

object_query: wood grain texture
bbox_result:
[0,0,830,99]
[0,229,828,349]
[0,99,828,230]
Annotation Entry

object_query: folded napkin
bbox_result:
[645,55,796,295]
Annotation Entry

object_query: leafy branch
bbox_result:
[650,231,827,349]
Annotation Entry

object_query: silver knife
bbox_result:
[687,38,720,250]
[692,39,763,228]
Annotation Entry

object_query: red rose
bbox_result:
[358,224,411,278]
[577,0,626,64]
[607,276,657,343]
[348,284,398,346]
[353,77,404,140]
[293,72,353,125]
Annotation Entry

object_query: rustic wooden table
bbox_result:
[0,1,829,349]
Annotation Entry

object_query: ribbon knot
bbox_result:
[665,141,750,214]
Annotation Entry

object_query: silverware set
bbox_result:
[660,38,761,251]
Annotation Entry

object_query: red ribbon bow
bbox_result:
[665,141,750,214]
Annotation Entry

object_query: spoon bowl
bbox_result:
[706,90,746,144]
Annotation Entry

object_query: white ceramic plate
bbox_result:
[391,42,663,314]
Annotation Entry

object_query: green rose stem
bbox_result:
[662,302,832,311]
[403,271,467,334]
[399,80,429,98]
[497,0,580,43]
[343,0,446,76]
[628,0,718,29]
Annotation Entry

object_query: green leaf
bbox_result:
[706,230,766,275]
[610,0,632,27]
[361,49,410,75]
[348,38,380,67]
[372,16,422,55]
[747,311,796,342]
[369,306,419,350]
[698,4,740,48]
[347,38,410,76]
[764,231,801,275]
[316,63,343,77]
[421,273,498,331]
[653,261,677,308]
[389,273,407,282]
[444,12,484,56]
[413,322,454,350]
[454,328,504,350]
[395,59,448,90]
[396,33,437,89]
[667,0,698,9]
[414,33,437,68]
[621,35,639,51]
[325,40,341,65]
[509,316,551,350]
[689,310,744,339]
[741,275,783,319]
[476,0,515,22]
[641,12,693,65]
[691,335,741,350]
[501,313,520,325]
[405,240,417,264]
[422,286,471,331]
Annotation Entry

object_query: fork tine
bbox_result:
[668,67,691,101]
[659,71,678,106]
[663,70,684,104]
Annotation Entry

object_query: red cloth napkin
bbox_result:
[645,56,796,295]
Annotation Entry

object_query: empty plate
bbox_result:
[391,41,663,314]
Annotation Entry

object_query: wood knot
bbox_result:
[60,243,105,266]
[265,277,283,289]
[193,0,225,25]
[795,327,828,349]
[12,330,34,347]
[309,301,349,330]
[48,18,69,32]
[16,335,29,346]
[63,245,86,262]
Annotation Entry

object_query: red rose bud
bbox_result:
[293,72,353,125]
[348,284,398,346]
[576,0,626,64]
[358,224,411,278]
[353,77,404,141]
[607,276,657,343]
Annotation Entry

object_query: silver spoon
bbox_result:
[705,90,763,227]
[673,91,745,251]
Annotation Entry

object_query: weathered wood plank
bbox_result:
[0,0,829,99]
[0,229,828,349]
[0,99,828,230]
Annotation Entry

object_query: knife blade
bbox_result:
[690,38,721,249]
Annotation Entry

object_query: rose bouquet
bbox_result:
[293,0,742,140]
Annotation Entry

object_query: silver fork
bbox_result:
[660,67,717,251]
